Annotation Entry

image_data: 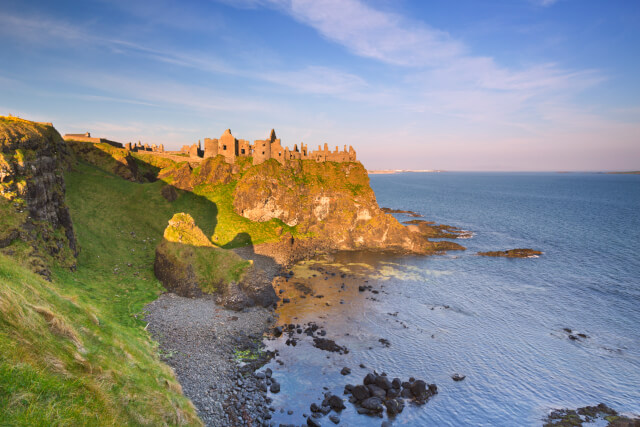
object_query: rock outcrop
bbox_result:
[157,156,237,191]
[154,213,277,310]
[233,159,464,255]
[66,138,143,182]
[0,117,77,275]
[478,248,542,258]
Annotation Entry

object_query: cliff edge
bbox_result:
[232,159,463,258]
[0,116,77,276]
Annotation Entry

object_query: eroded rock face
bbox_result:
[158,156,236,191]
[233,160,462,255]
[217,267,278,311]
[0,117,77,274]
[154,240,203,298]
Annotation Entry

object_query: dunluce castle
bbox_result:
[179,129,356,165]
[64,129,356,165]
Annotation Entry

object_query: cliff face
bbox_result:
[233,159,449,254]
[0,117,77,274]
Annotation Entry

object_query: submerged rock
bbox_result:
[477,248,542,258]
[313,337,349,354]
[543,403,639,426]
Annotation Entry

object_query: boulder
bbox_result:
[327,395,345,411]
[351,385,370,401]
[360,397,384,412]
[375,375,392,390]
[367,384,387,399]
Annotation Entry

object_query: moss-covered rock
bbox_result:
[543,403,639,426]
[232,159,464,255]
[0,116,77,274]
[157,155,235,191]
[154,213,277,309]
[66,140,143,182]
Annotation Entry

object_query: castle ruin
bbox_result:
[179,129,356,165]
[64,128,356,166]
[64,132,164,153]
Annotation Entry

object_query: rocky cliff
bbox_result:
[233,159,462,255]
[0,117,77,275]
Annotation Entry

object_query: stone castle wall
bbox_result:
[63,132,125,149]
[66,128,356,166]
[203,138,218,158]
[199,129,356,166]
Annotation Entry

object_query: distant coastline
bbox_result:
[368,169,444,175]
[605,171,640,175]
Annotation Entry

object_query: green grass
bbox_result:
[190,182,296,247]
[0,253,200,426]
[0,160,220,425]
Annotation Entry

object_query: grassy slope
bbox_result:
[0,159,210,425]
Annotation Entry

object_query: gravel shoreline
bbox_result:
[145,244,288,427]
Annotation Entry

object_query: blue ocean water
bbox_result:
[263,172,640,426]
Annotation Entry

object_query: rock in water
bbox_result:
[351,385,370,401]
[360,397,384,412]
[477,248,542,258]
[327,395,346,411]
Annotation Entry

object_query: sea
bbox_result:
[260,172,640,426]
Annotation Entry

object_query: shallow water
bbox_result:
[261,172,640,426]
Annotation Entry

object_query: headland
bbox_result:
[1,116,465,426]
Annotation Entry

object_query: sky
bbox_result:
[1,0,639,171]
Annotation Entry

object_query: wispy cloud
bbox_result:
[0,12,88,46]
[261,66,368,95]
[264,0,464,67]
[233,0,606,125]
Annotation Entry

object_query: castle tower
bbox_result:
[189,143,200,158]
[204,138,218,158]
[218,129,236,164]
[252,139,271,165]
[271,136,285,165]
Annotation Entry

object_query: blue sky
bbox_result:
[1,0,638,171]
